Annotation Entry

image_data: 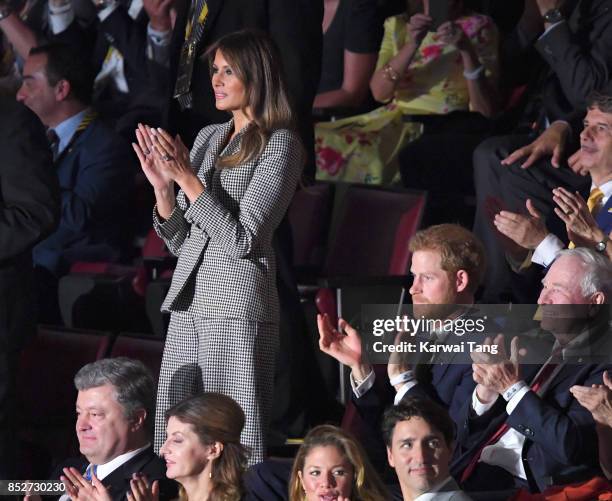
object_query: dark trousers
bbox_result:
[472,134,590,303]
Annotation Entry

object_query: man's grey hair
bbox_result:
[556,247,612,300]
[74,357,155,432]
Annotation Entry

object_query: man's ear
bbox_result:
[130,409,147,432]
[54,79,71,101]
[591,291,605,305]
[455,269,469,294]
[387,446,396,469]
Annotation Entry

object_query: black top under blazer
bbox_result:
[154,121,304,322]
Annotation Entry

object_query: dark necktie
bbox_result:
[46,128,59,161]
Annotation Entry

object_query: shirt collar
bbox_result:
[592,180,612,204]
[52,108,89,156]
[93,443,150,480]
[414,477,457,500]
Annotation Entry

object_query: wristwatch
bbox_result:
[543,8,564,24]
[595,236,610,253]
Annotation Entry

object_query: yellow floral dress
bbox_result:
[315,13,499,185]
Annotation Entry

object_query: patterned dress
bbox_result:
[316,13,498,185]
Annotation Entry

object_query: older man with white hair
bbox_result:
[452,248,612,494]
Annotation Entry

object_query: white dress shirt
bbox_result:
[58,443,150,501]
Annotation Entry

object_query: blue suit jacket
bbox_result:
[33,118,134,276]
[596,196,612,236]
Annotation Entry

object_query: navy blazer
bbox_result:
[33,117,134,277]
[451,358,611,492]
[596,196,612,236]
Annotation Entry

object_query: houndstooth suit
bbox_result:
[153,120,303,464]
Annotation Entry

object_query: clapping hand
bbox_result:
[61,468,112,501]
[472,335,522,404]
[133,124,175,192]
[570,371,612,427]
[552,187,604,247]
[127,474,159,501]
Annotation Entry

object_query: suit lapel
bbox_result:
[595,197,612,234]
[100,449,157,500]
[197,120,233,187]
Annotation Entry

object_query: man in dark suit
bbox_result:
[317,224,488,470]
[28,358,174,501]
[452,248,612,493]
[15,43,134,322]
[488,91,612,289]
[0,91,59,480]
[473,0,612,302]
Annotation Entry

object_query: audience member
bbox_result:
[16,43,133,323]
[288,425,389,501]
[146,0,322,168]
[246,424,388,500]
[134,30,304,464]
[127,392,249,501]
[314,0,382,110]
[452,248,612,493]
[0,0,165,139]
[492,91,612,296]
[382,398,472,500]
[316,0,498,185]
[26,357,175,501]
[0,90,59,480]
[473,0,612,302]
[317,224,487,472]
[145,0,324,441]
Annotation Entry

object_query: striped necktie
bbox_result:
[84,464,98,482]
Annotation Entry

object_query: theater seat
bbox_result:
[109,333,164,384]
[15,326,112,478]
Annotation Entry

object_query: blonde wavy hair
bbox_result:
[288,425,389,501]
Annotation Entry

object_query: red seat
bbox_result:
[16,326,112,477]
[109,333,164,384]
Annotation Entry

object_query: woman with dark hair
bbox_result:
[288,425,389,501]
[132,29,304,464]
[116,393,248,501]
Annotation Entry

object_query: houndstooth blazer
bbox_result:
[153,120,304,322]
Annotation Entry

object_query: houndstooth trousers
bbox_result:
[154,312,278,465]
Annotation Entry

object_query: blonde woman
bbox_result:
[289,425,389,501]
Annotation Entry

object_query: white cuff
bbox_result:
[532,233,564,267]
[97,2,119,22]
[471,387,498,416]
[389,370,415,387]
[350,369,375,399]
[394,380,418,405]
[506,384,531,415]
[48,4,74,34]
[147,23,172,46]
